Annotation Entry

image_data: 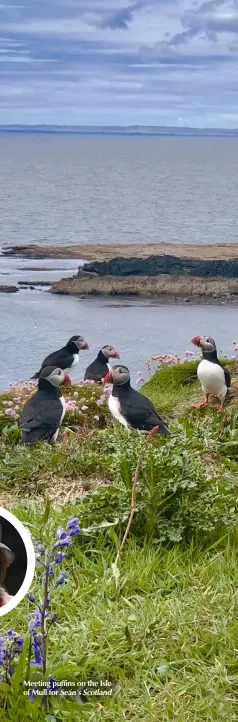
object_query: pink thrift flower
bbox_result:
[65,400,77,411]
[104,385,112,394]
[5,408,18,418]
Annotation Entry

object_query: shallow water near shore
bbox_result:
[0,290,237,391]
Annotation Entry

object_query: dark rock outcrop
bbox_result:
[18,280,52,287]
[0,285,19,293]
[84,255,238,279]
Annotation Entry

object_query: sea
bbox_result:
[0,132,238,390]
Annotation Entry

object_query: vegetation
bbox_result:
[0,359,237,720]
[50,272,238,302]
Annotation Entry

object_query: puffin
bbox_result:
[191,335,231,410]
[103,364,170,435]
[19,366,69,444]
[31,335,89,384]
[84,345,120,383]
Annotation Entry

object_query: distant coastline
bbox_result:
[1,124,238,138]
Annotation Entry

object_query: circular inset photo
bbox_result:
[0,507,35,617]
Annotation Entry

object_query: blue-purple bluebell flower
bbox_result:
[0,632,24,673]
[54,551,66,564]
[56,572,67,586]
[43,567,53,577]
[54,536,71,549]
[66,517,81,537]
[56,527,68,540]
[48,676,59,692]
[0,638,6,666]
[31,631,42,668]
[29,609,42,632]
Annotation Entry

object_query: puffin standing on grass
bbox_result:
[19,366,69,444]
[31,335,89,384]
[84,345,120,383]
[103,364,170,435]
[191,335,231,410]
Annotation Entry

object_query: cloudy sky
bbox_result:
[0,0,238,127]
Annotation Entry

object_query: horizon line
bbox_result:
[0,123,238,132]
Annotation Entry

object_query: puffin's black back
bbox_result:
[84,350,108,382]
[112,383,170,435]
[19,379,63,443]
[31,341,77,379]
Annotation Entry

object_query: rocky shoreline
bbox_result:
[3,241,238,261]
[49,270,238,305]
[0,284,18,293]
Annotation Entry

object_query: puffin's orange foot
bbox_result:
[194,401,209,409]
[217,407,224,413]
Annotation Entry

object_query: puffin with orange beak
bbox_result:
[84,345,120,383]
[31,335,89,385]
[191,335,231,410]
[103,364,170,435]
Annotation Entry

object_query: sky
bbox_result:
[0,0,238,127]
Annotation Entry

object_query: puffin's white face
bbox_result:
[41,367,67,387]
[101,345,120,359]
[191,335,216,353]
[105,364,130,386]
[70,336,89,351]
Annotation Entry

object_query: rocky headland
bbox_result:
[2,242,238,303]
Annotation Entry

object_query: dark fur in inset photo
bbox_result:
[0,517,27,607]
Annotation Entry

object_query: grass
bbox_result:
[142,361,200,415]
[50,273,238,301]
[0,361,237,720]
[142,359,238,416]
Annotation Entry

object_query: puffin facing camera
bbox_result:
[0,507,35,617]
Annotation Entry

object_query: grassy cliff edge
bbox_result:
[0,362,237,720]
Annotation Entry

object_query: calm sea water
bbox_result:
[0,133,238,390]
[0,291,237,391]
[1,133,238,246]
